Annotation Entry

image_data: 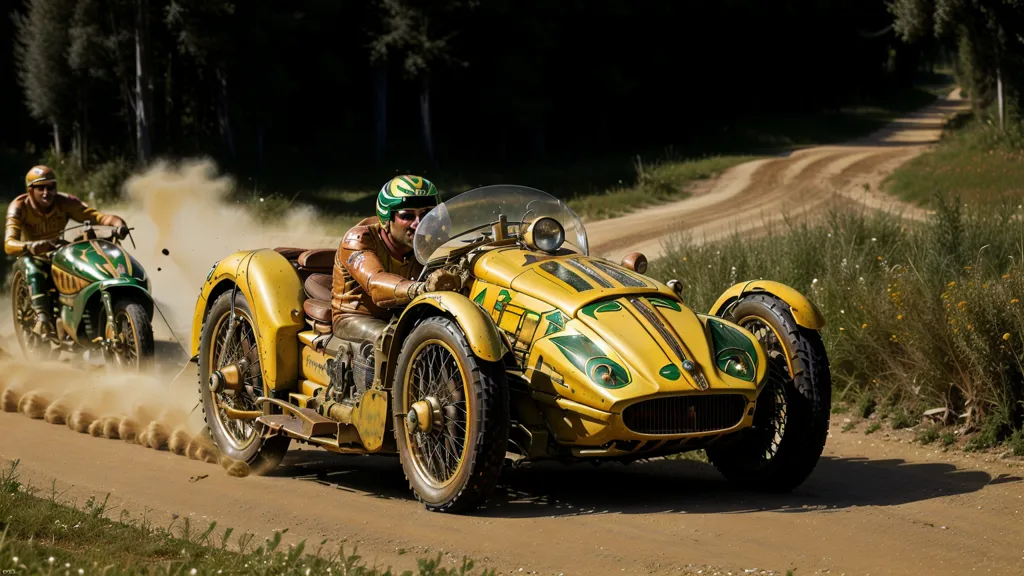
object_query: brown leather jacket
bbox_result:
[4,192,123,257]
[331,217,423,326]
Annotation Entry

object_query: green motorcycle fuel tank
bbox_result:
[48,239,152,345]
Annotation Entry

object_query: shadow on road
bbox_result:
[265,447,1018,519]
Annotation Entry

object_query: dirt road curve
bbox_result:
[587,88,968,263]
[4,89,1018,576]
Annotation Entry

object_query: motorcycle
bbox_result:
[10,221,155,369]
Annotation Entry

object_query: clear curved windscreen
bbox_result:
[413,185,589,265]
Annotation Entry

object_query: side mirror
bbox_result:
[620,252,648,274]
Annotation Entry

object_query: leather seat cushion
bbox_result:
[274,247,307,261]
[303,298,332,323]
[298,249,335,270]
[304,273,333,302]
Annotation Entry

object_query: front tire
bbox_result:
[393,315,509,513]
[199,290,289,474]
[706,293,831,492]
[104,299,155,370]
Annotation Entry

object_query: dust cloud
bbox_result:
[0,352,249,476]
[110,158,339,339]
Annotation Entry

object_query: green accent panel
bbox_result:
[538,261,592,292]
[649,297,682,312]
[494,289,512,312]
[581,300,623,319]
[707,319,758,382]
[473,288,487,306]
[543,310,565,336]
[550,334,631,389]
[65,277,152,333]
[659,364,681,380]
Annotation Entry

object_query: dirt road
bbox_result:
[1,400,1022,576]
[2,89,1015,576]
[587,88,968,263]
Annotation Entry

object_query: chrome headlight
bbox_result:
[524,217,565,253]
[707,318,758,382]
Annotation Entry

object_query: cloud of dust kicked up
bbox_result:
[113,158,339,339]
[0,353,249,476]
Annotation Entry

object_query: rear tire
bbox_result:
[393,315,509,513]
[10,269,55,361]
[706,293,831,492]
[199,290,289,474]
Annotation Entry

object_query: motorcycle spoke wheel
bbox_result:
[404,339,469,488]
[209,311,262,450]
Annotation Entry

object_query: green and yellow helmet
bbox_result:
[376,175,440,226]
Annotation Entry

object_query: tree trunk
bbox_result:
[375,64,387,164]
[134,0,152,166]
[52,121,61,155]
[215,67,236,165]
[419,74,435,168]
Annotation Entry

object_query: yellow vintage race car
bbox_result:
[188,185,831,513]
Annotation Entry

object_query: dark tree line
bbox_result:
[1,0,961,190]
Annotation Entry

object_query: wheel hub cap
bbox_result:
[407,397,442,434]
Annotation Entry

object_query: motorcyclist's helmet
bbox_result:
[376,175,440,227]
[25,165,56,192]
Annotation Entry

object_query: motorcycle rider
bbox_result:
[5,165,129,339]
[330,175,461,345]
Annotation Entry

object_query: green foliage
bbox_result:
[0,460,495,575]
[884,112,1024,205]
[866,422,882,435]
[915,425,941,444]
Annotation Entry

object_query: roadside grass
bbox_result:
[0,460,492,575]
[648,195,1024,452]
[883,111,1024,206]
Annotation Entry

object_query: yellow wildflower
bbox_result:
[1003,274,1011,279]
[897,314,903,320]
[1003,333,1011,341]
[957,301,967,308]
[947,281,956,287]
[861,323,868,329]
[1012,298,1020,304]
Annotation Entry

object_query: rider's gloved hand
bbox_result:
[426,269,461,292]
[27,239,57,256]
[114,225,129,239]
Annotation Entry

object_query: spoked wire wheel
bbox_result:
[104,300,154,370]
[208,307,262,450]
[393,316,508,513]
[10,270,52,361]
[706,293,832,492]
[199,290,289,472]
[403,338,470,488]
[736,316,790,466]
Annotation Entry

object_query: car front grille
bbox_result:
[622,394,748,435]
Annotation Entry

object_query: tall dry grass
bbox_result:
[649,197,1024,447]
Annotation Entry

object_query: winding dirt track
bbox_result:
[4,89,1021,576]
